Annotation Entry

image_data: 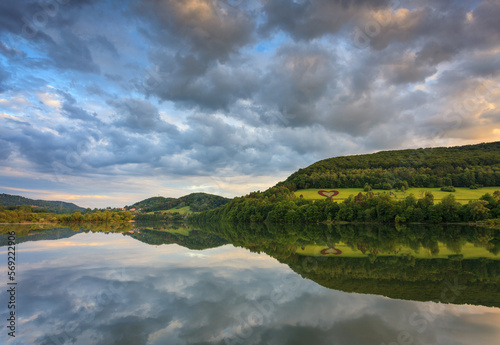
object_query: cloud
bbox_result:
[260,0,388,40]
[0,0,499,206]
[143,53,259,110]
[137,0,255,61]
[45,31,100,73]
[0,40,26,58]
[0,63,9,92]
[3,233,500,345]
[0,138,12,160]
[109,98,178,133]
[256,43,337,127]
[58,90,99,121]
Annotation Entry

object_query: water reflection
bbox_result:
[193,222,500,307]
[0,223,498,345]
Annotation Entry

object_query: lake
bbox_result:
[0,222,499,345]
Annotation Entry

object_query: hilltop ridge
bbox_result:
[279,141,500,190]
[0,193,86,214]
[129,192,231,213]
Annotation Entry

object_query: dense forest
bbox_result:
[279,141,500,190]
[128,192,230,213]
[0,193,86,214]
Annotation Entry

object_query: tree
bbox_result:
[417,192,434,209]
[439,194,461,222]
[479,193,498,209]
[468,200,490,221]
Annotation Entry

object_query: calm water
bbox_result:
[0,223,499,345]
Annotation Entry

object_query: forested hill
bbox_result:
[279,141,500,190]
[0,193,85,214]
[130,193,231,213]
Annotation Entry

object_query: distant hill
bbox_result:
[279,141,500,190]
[130,196,178,211]
[0,193,86,214]
[130,192,231,213]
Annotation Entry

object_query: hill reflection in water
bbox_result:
[0,222,498,345]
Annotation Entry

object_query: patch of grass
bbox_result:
[146,206,192,215]
[165,206,191,214]
[295,187,500,204]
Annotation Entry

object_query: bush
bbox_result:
[440,186,456,192]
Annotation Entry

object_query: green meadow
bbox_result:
[146,206,192,215]
[294,187,500,204]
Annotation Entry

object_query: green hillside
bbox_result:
[129,196,177,212]
[130,192,231,213]
[190,142,500,224]
[0,193,86,214]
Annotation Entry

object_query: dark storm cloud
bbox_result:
[257,43,337,127]
[460,52,500,78]
[0,0,101,73]
[260,0,388,40]
[45,31,100,73]
[92,34,120,58]
[0,139,12,160]
[144,53,259,110]
[0,122,97,173]
[136,0,255,61]
[109,98,178,134]
[364,1,500,55]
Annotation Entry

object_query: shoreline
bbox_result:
[0,220,134,225]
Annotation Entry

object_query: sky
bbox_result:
[0,0,499,208]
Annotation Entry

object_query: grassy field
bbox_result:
[146,206,192,215]
[296,242,499,259]
[295,187,500,204]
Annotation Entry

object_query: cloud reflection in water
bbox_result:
[0,232,498,345]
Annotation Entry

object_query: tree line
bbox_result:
[189,186,500,224]
[0,205,132,223]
